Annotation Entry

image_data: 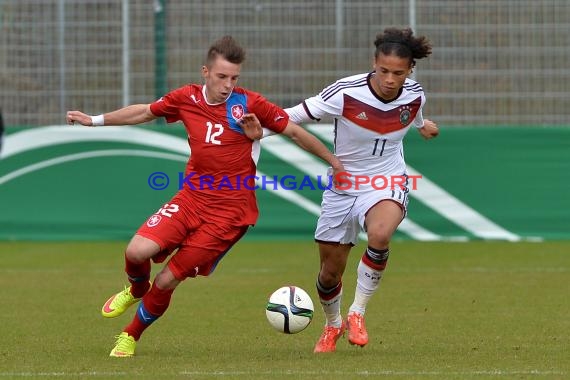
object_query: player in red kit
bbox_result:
[66,35,343,357]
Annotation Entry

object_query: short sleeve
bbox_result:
[302,80,347,120]
[411,93,427,128]
[246,91,289,134]
[149,86,188,124]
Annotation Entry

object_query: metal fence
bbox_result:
[1,0,569,127]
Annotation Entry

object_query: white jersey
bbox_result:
[287,72,426,194]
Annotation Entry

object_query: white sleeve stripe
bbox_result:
[321,77,368,100]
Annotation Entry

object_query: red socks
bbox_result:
[124,282,174,340]
[124,253,151,298]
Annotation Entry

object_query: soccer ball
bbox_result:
[265,286,314,334]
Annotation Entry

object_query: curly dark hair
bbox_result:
[374,27,432,68]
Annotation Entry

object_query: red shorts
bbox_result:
[136,191,250,280]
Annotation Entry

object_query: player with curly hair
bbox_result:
[284,27,439,352]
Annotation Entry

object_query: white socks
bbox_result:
[349,259,383,315]
[317,281,343,328]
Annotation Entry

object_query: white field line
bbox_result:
[0,372,126,377]
[179,369,564,377]
[0,149,187,186]
[1,125,190,159]
[0,369,564,377]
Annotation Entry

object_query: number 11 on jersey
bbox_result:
[372,138,387,156]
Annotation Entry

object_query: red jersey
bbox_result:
[150,84,289,225]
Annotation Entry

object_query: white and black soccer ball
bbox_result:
[265,286,314,334]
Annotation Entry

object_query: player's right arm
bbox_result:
[66,104,157,127]
[261,102,315,139]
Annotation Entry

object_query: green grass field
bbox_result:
[0,241,568,379]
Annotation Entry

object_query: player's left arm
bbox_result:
[281,120,344,175]
[412,95,439,140]
[417,118,439,140]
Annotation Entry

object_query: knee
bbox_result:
[154,267,181,290]
[318,265,343,287]
[125,239,151,264]
[125,235,162,263]
[366,228,392,248]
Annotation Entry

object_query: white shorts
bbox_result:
[314,187,409,245]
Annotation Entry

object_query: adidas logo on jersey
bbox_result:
[356,111,368,120]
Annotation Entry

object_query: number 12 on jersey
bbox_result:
[205,122,224,145]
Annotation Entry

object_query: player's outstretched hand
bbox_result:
[418,119,439,140]
[238,113,263,140]
[66,110,94,126]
